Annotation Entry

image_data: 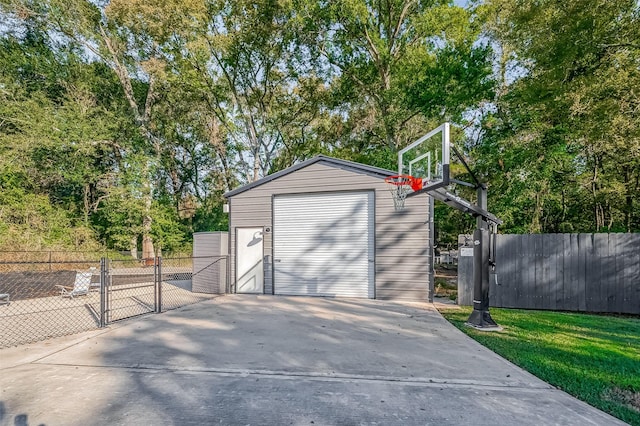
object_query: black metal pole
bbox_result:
[466,185,500,330]
[481,227,491,312]
[478,186,490,313]
[473,227,483,309]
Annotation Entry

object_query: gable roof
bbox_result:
[224,155,394,198]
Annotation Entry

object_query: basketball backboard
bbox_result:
[398,123,450,192]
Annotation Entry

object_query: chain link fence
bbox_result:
[161,257,216,311]
[0,254,226,348]
[0,258,102,348]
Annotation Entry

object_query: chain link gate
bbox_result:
[0,254,226,348]
[158,257,217,311]
[106,257,158,323]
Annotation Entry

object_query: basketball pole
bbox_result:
[406,170,501,330]
[396,122,501,330]
[465,184,500,330]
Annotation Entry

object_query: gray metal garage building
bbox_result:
[223,155,434,301]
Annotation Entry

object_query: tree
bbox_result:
[5,0,180,256]
[477,0,640,233]
[296,0,493,170]
[0,24,117,249]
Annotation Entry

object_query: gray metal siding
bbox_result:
[193,232,227,257]
[192,232,228,294]
[228,161,431,300]
[375,192,430,300]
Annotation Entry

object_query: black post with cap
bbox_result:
[464,184,500,330]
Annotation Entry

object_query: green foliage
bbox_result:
[477,0,640,233]
[91,189,143,251]
[0,27,112,250]
[297,0,494,156]
[150,201,190,253]
[0,183,98,250]
[434,202,475,248]
[440,307,640,425]
[192,192,229,233]
[0,0,637,254]
[404,44,495,121]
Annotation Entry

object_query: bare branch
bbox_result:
[598,42,640,50]
[390,1,417,62]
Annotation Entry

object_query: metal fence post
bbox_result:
[156,256,162,313]
[100,257,107,327]
[224,255,232,294]
[154,256,158,313]
[106,257,111,324]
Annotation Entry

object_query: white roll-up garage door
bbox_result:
[273,192,374,298]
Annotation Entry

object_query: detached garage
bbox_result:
[224,155,434,301]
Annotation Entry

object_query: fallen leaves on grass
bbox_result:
[604,387,640,413]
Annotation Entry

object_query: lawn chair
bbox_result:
[55,269,95,299]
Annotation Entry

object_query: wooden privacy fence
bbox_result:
[458,233,640,314]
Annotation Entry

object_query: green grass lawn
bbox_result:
[439,307,640,425]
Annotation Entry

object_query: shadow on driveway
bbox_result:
[0,295,625,425]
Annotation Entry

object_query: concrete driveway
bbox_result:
[0,295,625,425]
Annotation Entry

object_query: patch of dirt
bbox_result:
[435,264,457,277]
[435,265,457,280]
[604,387,640,413]
[0,270,78,300]
[434,283,457,299]
[434,265,458,300]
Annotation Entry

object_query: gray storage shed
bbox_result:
[193,232,228,294]
[224,155,434,301]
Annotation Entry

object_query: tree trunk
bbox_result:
[624,167,632,232]
[101,25,159,257]
[253,151,261,182]
[130,236,138,259]
[142,174,155,264]
[379,101,398,151]
[142,232,154,263]
[531,192,542,233]
[83,183,90,226]
[591,157,600,230]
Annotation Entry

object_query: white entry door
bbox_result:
[273,192,374,298]
[236,228,264,293]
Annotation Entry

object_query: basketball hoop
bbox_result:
[385,175,423,211]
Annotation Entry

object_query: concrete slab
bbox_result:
[0,295,626,425]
